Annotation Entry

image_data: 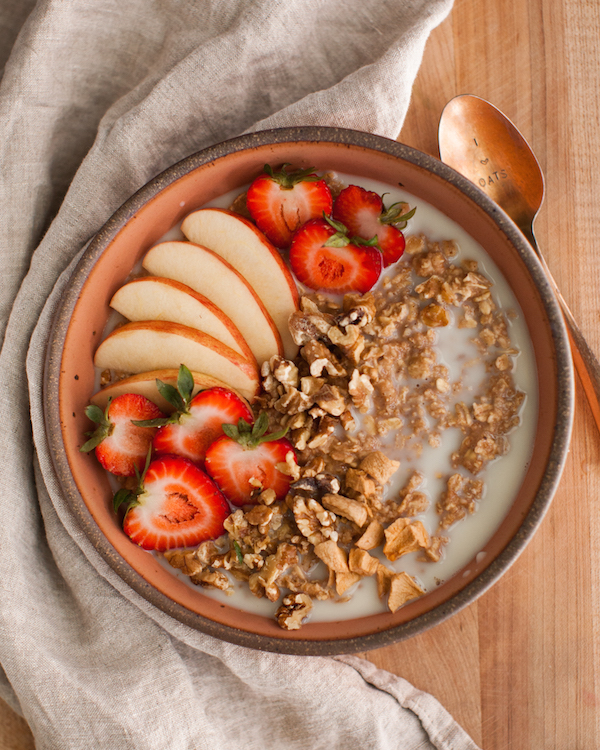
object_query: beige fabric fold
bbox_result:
[0,1,483,748]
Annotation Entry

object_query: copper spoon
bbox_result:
[438,93,600,433]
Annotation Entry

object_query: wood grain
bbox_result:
[2,0,599,747]
[363,1,600,749]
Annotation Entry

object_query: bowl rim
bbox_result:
[43,125,574,655]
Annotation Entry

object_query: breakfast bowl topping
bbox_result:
[77,157,539,636]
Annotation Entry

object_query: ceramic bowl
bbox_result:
[44,127,573,654]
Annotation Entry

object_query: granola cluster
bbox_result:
[165,233,525,629]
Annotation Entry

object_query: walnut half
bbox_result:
[275,593,313,630]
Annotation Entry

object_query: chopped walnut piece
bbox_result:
[191,569,231,592]
[244,504,276,534]
[338,293,376,328]
[258,488,277,506]
[275,387,313,414]
[306,415,336,449]
[275,593,313,630]
[313,540,349,573]
[387,572,425,612]
[314,384,347,416]
[293,497,338,545]
[248,543,298,601]
[164,549,204,577]
[301,340,346,377]
[288,307,334,346]
[359,451,400,485]
[355,520,385,550]
[321,493,368,528]
[280,567,332,600]
[275,450,301,481]
[383,518,429,561]
[349,548,379,576]
[348,369,374,412]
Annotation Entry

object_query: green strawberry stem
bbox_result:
[80,400,113,452]
[380,200,417,228]
[322,213,380,249]
[113,446,152,514]
[132,363,195,428]
[221,412,288,449]
[263,163,321,189]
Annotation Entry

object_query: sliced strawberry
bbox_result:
[80,393,164,476]
[116,454,230,551]
[332,184,416,267]
[289,216,382,294]
[246,164,332,248]
[204,414,296,506]
[133,365,253,464]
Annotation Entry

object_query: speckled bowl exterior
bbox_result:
[44,127,574,655]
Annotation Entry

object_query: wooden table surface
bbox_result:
[2,0,599,748]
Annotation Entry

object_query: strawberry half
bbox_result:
[133,365,253,464]
[246,164,333,248]
[289,215,382,294]
[80,393,164,476]
[204,413,296,506]
[332,184,416,267]
[115,453,230,551]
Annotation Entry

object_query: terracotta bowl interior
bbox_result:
[45,128,572,654]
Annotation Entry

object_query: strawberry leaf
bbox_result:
[80,431,108,453]
[177,364,195,407]
[84,404,107,425]
[113,446,151,513]
[222,423,240,440]
[380,202,416,228]
[156,380,185,412]
[258,425,289,442]
[323,213,349,234]
[113,487,136,513]
[149,363,196,420]
[251,412,269,440]
[324,232,351,248]
[264,163,321,189]
[350,234,381,248]
[80,400,112,452]
[131,416,173,428]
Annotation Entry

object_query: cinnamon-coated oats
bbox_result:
[165,234,525,628]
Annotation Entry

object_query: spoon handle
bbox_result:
[524,225,600,433]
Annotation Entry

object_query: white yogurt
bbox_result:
[148,171,539,622]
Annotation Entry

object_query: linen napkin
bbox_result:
[0,1,483,748]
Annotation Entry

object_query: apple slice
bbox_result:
[143,242,282,366]
[94,321,260,402]
[109,276,255,364]
[180,208,299,359]
[90,370,251,413]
